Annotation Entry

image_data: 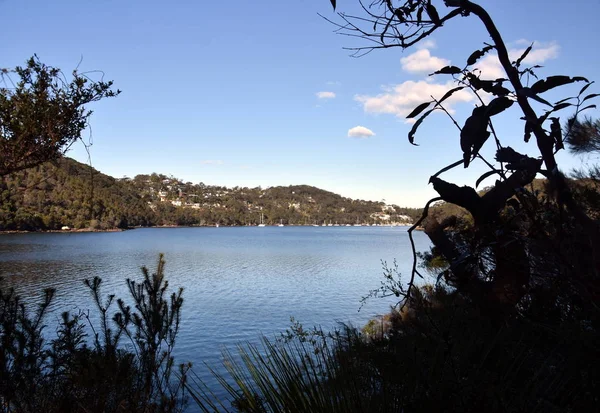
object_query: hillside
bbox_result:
[0,158,422,231]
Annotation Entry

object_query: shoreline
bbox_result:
[0,223,415,235]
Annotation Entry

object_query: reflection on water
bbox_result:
[0,227,431,405]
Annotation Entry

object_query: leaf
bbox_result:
[583,93,600,102]
[437,86,464,105]
[486,96,513,116]
[425,2,441,25]
[416,6,423,23]
[330,0,336,10]
[553,97,574,106]
[530,75,588,94]
[408,109,434,145]
[406,101,433,119]
[476,170,501,188]
[515,43,533,67]
[431,159,463,180]
[430,66,462,76]
[552,102,573,112]
[519,87,552,106]
[467,45,494,66]
[580,104,597,112]
[579,81,594,95]
[394,9,405,23]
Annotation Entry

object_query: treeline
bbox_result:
[0,158,422,231]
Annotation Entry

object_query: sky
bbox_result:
[2,0,599,207]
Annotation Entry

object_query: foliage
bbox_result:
[0,254,188,413]
[183,1,600,412]
[189,284,599,412]
[0,157,422,230]
[0,56,119,176]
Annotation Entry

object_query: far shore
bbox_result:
[0,223,415,235]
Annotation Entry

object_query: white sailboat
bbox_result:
[258,212,266,227]
[278,219,284,227]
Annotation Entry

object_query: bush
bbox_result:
[0,254,188,413]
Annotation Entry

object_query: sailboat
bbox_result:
[278,219,284,227]
[258,212,266,227]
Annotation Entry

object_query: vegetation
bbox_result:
[184,0,600,412]
[0,157,421,231]
[0,254,189,413]
[0,56,119,177]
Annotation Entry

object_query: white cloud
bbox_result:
[355,80,474,120]
[200,160,223,165]
[417,39,437,50]
[348,126,375,138]
[400,49,450,73]
[475,41,560,79]
[511,41,559,64]
[316,91,336,99]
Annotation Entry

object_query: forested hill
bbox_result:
[0,158,422,231]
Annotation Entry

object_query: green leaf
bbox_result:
[330,0,336,10]
[486,96,513,116]
[582,93,600,102]
[515,43,533,67]
[467,45,494,66]
[406,101,433,119]
[408,109,434,145]
[430,66,462,76]
[531,75,588,94]
[476,170,501,188]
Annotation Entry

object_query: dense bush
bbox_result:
[0,254,188,413]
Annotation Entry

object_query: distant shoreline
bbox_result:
[0,223,415,235]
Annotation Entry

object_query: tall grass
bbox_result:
[188,285,599,413]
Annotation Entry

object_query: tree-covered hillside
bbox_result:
[0,158,422,231]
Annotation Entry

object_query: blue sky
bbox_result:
[2,0,599,207]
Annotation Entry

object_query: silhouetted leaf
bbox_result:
[490,84,511,96]
[431,159,463,179]
[552,102,573,112]
[531,76,588,94]
[554,97,574,105]
[583,93,600,102]
[486,96,513,116]
[407,101,433,119]
[579,81,594,95]
[330,0,336,10]
[417,6,423,23]
[408,109,434,145]
[431,66,462,76]
[581,104,597,112]
[519,87,552,106]
[476,170,501,188]
[467,45,494,66]
[437,86,464,105]
[550,117,563,151]
[515,43,533,67]
[426,2,441,25]
[523,120,532,143]
[394,9,405,23]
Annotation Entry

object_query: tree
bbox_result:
[0,56,119,176]
[327,0,599,315]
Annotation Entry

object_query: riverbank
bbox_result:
[0,223,415,234]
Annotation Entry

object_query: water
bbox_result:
[0,226,431,407]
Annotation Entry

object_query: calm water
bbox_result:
[0,226,431,405]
